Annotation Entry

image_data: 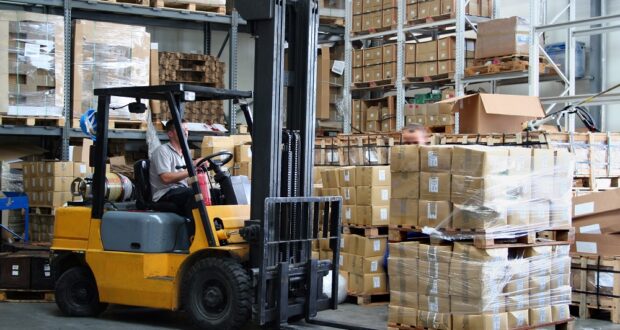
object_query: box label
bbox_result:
[371,260,378,272]
[428,151,438,168]
[339,255,344,266]
[429,301,438,312]
[381,189,389,201]
[344,170,350,182]
[346,208,352,219]
[380,208,388,220]
[378,170,386,181]
[574,202,594,217]
[344,188,351,200]
[373,276,381,288]
[340,238,345,249]
[373,240,381,251]
[576,241,597,254]
[429,177,439,193]
[579,224,601,234]
[24,43,40,57]
[427,202,438,220]
[493,315,501,330]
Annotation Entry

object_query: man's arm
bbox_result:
[160,170,189,184]
[152,147,189,184]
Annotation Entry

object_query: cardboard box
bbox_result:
[549,273,570,290]
[418,259,450,279]
[353,67,364,83]
[420,145,452,172]
[356,166,390,186]
[349,273,387,295]
[507,310,530,328]
[391,145,420,172]
[350,255,384,275]
[338,166,356,187]
[505,278,530,295]
[353,0,363,14]
[73,162,91,178]
[391,172,419,199]
[363,46,383,66]
[356,186,390,206]
[529,200,550,228]
[452,203,508,229]
[389,264,419,292]
[342,205,356,225]
[405,63,416,77]
[390,198,419,226]
[363,64,383,83]
[415,62,438,77]
[572,188,620,219]
[418,311,451,330]
[45,161,73,177]
[418,275,449,296]
[383,62,397,80]
[366,106,380,121]
[383,44,397,63]
[388,306,417,326]
[506,294,530,312]
[363,0,382,12]
[476,17,530,59]
[418,294,450,313]
[418,243,451,263]
[441,93,544,134]
[451,295,506,314]
[418,200,451,227]
[437,37,475,60]
[43,191,72,207]
[383,8,396,27]
[340,234,353,253]
[453,313,508,330]
[353,49,364,68]
[405,43,416,63]
[389,292,418,309]
[551,304,570,322]
[451,276,508,297]
[529,306,552,326]
[451,175,510,205]
[45,177,72,192]
[354,235,387,257]
[365,120,380,132]
[417,0,441,18]
[405,3,417,21]
[451,145,510,176]
[571,232,620,256]
[352,14,362,32]
[573,209,620,235]
[416,40,438,62]
[419,172,451,201]
[320,168,340,188]
[357,206,390,226]
[389,241,419,259]
[341,187,357,205]
[234,144,252,162]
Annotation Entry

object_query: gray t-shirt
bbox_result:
[150,143,188,202]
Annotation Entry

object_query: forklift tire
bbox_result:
[183,257,251,330]
[55,266,108,317]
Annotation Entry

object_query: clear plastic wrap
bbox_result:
[389,145,574,239]
[1,161,23,192]
[388,241,572,328]
[71,20,150,120]
[0,11,64,117]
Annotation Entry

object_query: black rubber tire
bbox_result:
[182,257,251,330]
[55,266,108,317]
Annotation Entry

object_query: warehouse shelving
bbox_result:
[343,0,493,134]
[528,0,620,132]
[0,0,243,159]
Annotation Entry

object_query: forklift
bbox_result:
[50,1,344,329]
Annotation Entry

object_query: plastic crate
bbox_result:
[544,41,586,79]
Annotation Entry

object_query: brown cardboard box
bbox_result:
[480,0,494,17]
[44,191,72,207]
[504,278,530,296]
[382,0,397,9]
[507,310,530,328]
[437,114,454,126]
[405,116,416,125]
[45,177,72,192]
[405,63,417,77]
[506,294,530,312]
[383,8,396,27]
[417,0,441,18]
[532,148,555,175]
[451,276,508,297]
[418,244,451,263]
[404,103,417,116]
[366,120,380,132]
[551,304,570,322]
[381,106,395,121]
[391,145,420,172]
[367,106,380,121]
[418,311,451,330]
[349,273,387,294]
[441,93,544,134]
[418,275,449,296]
[363,46,383,66]
[388,306,417,326]
[437,37,475,60]
[353,0,364,14]
[356,186,390,206]
[418,294,450,313]
[451,175,510,205]
[418,200,451,227]
[418,259,450,279]
[452,241,508,261]
[234,144,252,163]
[356,166,391,186]
[529,276,551,295]
[338,166,356,187]
[573,209,620,235]
[411,115,426,126]
[476,17,530,59]
[320,168,340,188]
[406,3,417,21]
[390,241,419,259]
[316,46,330,119]
[342,205,356,225]
[550,273,570,290]
[73,162,91,178]
[508,147,533,175]
[353,49,364,67]
[420,145,452,172]
[319,250,333,261]
[357,206,390,226]
[390,198,419,226]
[353,67,364,83]
[390,291,418,308]
[45,161,73,177]
[341,187,357,205]
[354,235,387,257]
[405,43,416,63]
[452,203,508,229]
[350,255,385,275]
[451,145,510,176]
[389,265,419,292]
[363,64,383,82]
[419,172,451,201]
[416,40,438,62]
[352,14,363,32]
[451,295,506,314]
[572,187,620,219]
[322,188,340,197]
[391,172,419,199]
[425,103,439,116]
[415,62,438,77]
[453,313,509,330]
[383,62,397,80]
[363,0,382,12]
[571,232,620,256]
[529,306,552,326]
[383,44,397,63]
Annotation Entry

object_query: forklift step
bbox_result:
[0,289,54,303]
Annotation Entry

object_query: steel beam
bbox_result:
[535,13,620,32]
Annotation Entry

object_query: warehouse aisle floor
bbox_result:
[0,302,618,329]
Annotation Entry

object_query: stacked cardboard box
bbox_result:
[405,0,493,22]
[352,96,396,133]
[405,37,475,78]
[0,11,64,117]
[200,135,252,179]
[340,233,388,296]
[317,46,345,124]
[404,101,454,128]
[352,43,397,84]
[388,241,572,329]
[388,145,573,233]
[475,16,530,59]
[351,0,396,34]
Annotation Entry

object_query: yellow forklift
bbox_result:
[50,1,346,329]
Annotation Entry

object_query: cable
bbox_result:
[110,103,131,111]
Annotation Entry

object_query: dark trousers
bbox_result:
[158,187,196,235]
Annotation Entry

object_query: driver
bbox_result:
[149,120,199,222]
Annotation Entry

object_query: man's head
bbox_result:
[402,123,429,145]
[165,119,189,146]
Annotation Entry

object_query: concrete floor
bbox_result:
[0,302,618,329]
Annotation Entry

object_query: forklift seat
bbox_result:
[133,159,179,213]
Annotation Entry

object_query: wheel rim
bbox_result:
[199,278,230,319]
[70,280,94,305]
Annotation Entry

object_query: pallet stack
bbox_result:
[315,133,396,166]
[351,96,396,133]
[386,144,575,329]
[351,44,397,88]
[0,251,55,301]
[404,37,475,81]
[351,0,397,35]
[154,52,226,125]
[405,0,493,24]
[200,135,252,178]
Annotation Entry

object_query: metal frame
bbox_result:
[528,0,620,132]
[0,0,243,160]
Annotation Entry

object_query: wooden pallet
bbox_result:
[0,115,65,127]
[461,227,574,249]
[388,225,427,243]
[150,0,226,14]
[319,15,344,26]
[0,289,54,303]
[346,292,389,306]
[465,60,547,77]
[351,25,397,36]
[432,131,550,147]
[573,176,620,192]
[407,13,453,25]
[351,79,395,90]
[98,0,149,5]
[389,319,574,330]
[404,73,454,85]
[343,225,388,238]
[109,119,147,130]
[571,254,620,323]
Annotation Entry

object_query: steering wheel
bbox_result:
[195,151,234,172]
